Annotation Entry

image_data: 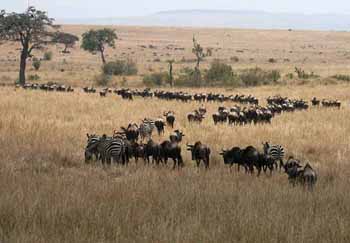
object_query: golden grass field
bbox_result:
[1,25,350,86]
[0,83,350,242]
[1,25,350,242]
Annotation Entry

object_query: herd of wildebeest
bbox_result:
[16,83,343,188]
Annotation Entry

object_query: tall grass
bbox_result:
[0,85,350,242]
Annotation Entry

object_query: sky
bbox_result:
[2,0,350,18]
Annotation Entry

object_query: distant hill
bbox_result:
[57,9,350,31]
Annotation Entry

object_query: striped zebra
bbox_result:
[85,134,102,162]
[139,119,155,140]
[97,135,127,165]
[262,142,285,171]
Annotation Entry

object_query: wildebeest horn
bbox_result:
[86,133,90,138]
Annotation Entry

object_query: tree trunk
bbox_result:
[100,50,106,64]
[169,62,173,87]
[19,46,28,86]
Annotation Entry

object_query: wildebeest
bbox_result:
[169,130,185,143]
[284,158,317,189]
[160,140,183,169]
[144,139,162,165]
[220,147,245,171]
[187,142,211,169]
[163,111,175,128]
[132,142,146,164]
[154,118,166,135]
[187,110,205,123]
[119,123,139,142]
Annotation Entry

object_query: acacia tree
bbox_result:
[0,7,58,85]
[52,32,79,53]
[81,28,117,64]
[192,36,207,70]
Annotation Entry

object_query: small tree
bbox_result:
[81,28,117,64]
[0,7,59,85]
[52,32,79,53]
[167,59,174,87]
[192,36,206,70]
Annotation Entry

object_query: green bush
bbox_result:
[143,72,169,87]
[332,74,350,82]
[32,58,41,71]
[102,59,138,76]
[43,51,53,61]
[94,73,112,86]
[239,67,280,86]
[175,68,202,87]
[204,59,240,86]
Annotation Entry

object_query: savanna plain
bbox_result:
[0,26,350,243]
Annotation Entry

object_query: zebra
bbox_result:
[262,142,285,171]
[85,134,102,162]
[97,135,127,165]
[139,119,155,140]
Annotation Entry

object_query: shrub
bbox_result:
[102,59,138,76]
[230,56,239,62]
[143,72,169,87]
[28,74,40,81]
[268,58,277,63]
[295,67,319,79]
[332,74,350,82]
[32,58,41,71]
[239,67,280,86]
[175,68,202,87]
[43,51,53,61]
[204,59,239,86]
[286,73,294,79]
[94,73,112,86]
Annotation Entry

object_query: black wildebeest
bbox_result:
[144,139,162,165]
[187,142,211,169]
[284,158,317,189]
[163,111,175,128]
[187,110,205,123]
[154,118,166,136]
[160,140,183,169]
[220,147,245,171]
[169,130,185,143]
[119,123,139,142]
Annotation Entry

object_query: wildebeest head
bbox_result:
[262,141,270,153]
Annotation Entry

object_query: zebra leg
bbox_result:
[279,159,284,171]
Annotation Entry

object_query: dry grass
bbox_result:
[0,84,350,242]
[1,25,350,86]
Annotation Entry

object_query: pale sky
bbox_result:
[2,0,350,18]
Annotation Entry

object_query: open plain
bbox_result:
[0,25,350,242]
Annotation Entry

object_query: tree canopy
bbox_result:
[81,28,117,64]
[0,7,59,85]
[52,32,79,53]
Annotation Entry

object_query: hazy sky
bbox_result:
[2,0,350,18]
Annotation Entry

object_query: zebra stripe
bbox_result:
[86,135,101,160]
[264,144,285,161]
[98,137,126,164]
[139,120,155,139]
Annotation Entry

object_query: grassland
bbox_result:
[1,25,350,86]
[0,82,350,242]
[1,24,350,242]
